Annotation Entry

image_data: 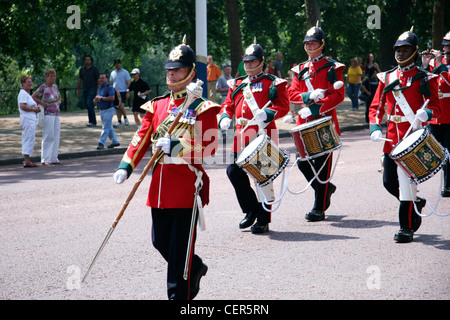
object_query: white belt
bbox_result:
[439,92,450,99]
[387,115,409,123]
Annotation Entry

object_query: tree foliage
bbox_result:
[0,0,448,114]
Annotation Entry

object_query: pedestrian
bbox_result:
[360,68,379,123]
[18,75,40,167]
[346,57,363,110]
[219,42,289,234]
[234,55,245,78]
[420,31,450,197]
[288,25,346,222]
[127,68,151,128]
[32,69,62,165]
[207,55,222,102]
[364,53,381,76]
[265,58,275,75]
[216,64,232,104]
[110,59,130,127]
[369,29,440,243]
[93,73,120,150]
[76,55,99,127]
[274,52,284,79]
[113,39,220,300]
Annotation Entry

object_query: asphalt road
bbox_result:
[1,129,449,301]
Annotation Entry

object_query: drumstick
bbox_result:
[300,80,344,112]
[241,100,272,133]
[379,137,393,142]
[404,99,430,138]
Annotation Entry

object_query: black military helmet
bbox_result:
[394,29,418,49]
[243,43,265,62]
[303,26,325,43]
[165,36,196,69]
[442,31,450,46]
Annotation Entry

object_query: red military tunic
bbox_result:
[220,73,290,153]
[288,56,346,134]
[369,65,440,154]
[428,56,450,125]
[118,90,220,209]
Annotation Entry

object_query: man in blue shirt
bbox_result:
[94,73,120,149]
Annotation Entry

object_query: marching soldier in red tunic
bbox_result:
[288,26,346,222]
[113,40,220,299]
[219,43,289,234]
[369,29,440,243]
[421,31,450,197]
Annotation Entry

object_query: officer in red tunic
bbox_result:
[219,43,289,234]
[288,26,346,222]
[113,40,220,299]
[421,31,450,197]
[369,30,440,243]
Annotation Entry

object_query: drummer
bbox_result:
[369,29,440,243]
[219,42,289,234]
[421,31,450,197]
[288,25,346,222]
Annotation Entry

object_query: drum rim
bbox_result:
[390,127,428,159]
[289,116,333,133]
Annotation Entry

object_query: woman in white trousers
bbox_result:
[33,69,62,165]
[18,75,40,167]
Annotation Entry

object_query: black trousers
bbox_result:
[226,163,271,224]
[382,154,421,229]
[296,152,334,211]
[429,123,450,190]
[151,208,203,300]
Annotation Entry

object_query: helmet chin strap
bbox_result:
[304,40,324,54]
[244,59,264,73]
[395,49,418,65]
[166,64,196,88]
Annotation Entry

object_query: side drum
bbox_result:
[390,127,449,184]
[290,116,341,161]
[236,134,290,187]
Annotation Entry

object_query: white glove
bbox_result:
[309,89,325,102]
[370,130,383,142]
[415,109,429,123]
[253,109,268,130]
[220,117,232,130]
[156,137,171,154]
[113,169,127,184]
[299,107,312,119]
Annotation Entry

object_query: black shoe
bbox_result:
[251,222,269,234]
[239,210,257,229]
[324,183,337,211]
[394,228,414,243]
[305,209,325,221]
[97,143,104,150]
[107,143,120,149]
[442,188,450,197]
[189,263,208,300]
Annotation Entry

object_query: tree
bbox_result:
[225,0,243,76]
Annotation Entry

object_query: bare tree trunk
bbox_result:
[304,0,320,29]
[378,0,411,70]
[432,0,445,49]
[225,0,243,76]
